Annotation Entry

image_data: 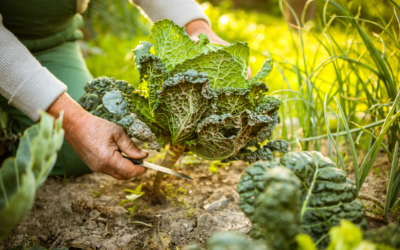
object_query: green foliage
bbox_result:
[296,234,317,250]
[364,223,400,249]
[0,112,64,241]
[85,0,150,39]
[384,142,400,221]
[208,160,228,174]
[119,184,145,216]
[78,76,161,150]
[165,183,198,218]
[237,151,367,249]
[165,183,189,208]
[80,19,286,163]
[193,219,400,250]
[252,167,302,250]
[79,184,105,197]
[327,220,373,250]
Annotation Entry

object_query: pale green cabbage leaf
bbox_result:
[0,112,64,241]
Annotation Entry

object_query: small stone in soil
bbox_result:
[203,195,228,212]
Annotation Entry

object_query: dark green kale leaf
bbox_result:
[78,77,161,151]
[237,151,367,249]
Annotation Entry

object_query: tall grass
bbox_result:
[274,0,400,193]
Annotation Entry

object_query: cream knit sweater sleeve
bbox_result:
[0,14,67,122]
[132,0,210,27]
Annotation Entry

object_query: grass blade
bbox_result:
[334,97,359,191]
[385,142,399,221]
[324,95,346,172]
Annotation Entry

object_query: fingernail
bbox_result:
[140,149,149,157]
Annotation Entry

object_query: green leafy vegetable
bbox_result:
[78,77,161,150]
[0,112,64,241]
[237,151,367,249]
[79,19,285,199]
[364,223,400,249]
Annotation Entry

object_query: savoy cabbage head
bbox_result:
[79,19,287,163]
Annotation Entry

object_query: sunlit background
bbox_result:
[82,0,399,178]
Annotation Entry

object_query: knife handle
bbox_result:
[121,153,144,165]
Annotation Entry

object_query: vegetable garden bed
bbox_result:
[0,143,397,250]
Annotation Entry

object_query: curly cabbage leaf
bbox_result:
[79,77,162,150]
[80,19,285,163]
[187,111,274,160]
[0,112,64,241]
[153,70,217,145]
[237,151,367,249]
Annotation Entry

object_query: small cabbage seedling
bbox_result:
[119,184,145,216]
[79,19,288,202]
[79,184,105,197]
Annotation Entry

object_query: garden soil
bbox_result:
[0,146,398,250]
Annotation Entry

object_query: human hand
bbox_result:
[185,20,251,79]
[48,93,148,180]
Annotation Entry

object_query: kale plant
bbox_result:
[79,19,287,202]
[237,151,367,249]
[186,152,376,250]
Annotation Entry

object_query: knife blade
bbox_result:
[121,154,193,181]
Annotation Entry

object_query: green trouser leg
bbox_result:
[0,41,93,177]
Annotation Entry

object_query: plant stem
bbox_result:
[152,144,186,201]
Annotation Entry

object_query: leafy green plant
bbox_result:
[364,223,400,249]
[165,183,198,218]
[79,19,288,201]
[165,183,189,208]
[184,207,199,219]
[0,112,64,241]
[79,184,105,197]
[119,184,145,216]
[208,160,229,174]
[237,151,367,249]
[296,220,377,250]
[189,219,399,250]
[187,152,400,250]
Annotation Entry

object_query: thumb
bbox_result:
[116,132,149,160]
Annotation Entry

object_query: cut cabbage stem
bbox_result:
[152,144,186,203]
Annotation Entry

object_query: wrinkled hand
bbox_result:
[185,20,251,80]
[48,93,148,180]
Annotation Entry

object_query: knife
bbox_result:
[121,153,193,181]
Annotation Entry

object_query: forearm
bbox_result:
[47,92,89,138]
